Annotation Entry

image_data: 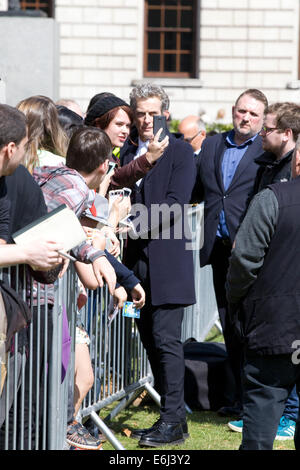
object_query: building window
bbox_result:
[144,0,198,78]
[20,0,54,17]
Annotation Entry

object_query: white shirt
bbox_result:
[134,138,149,186]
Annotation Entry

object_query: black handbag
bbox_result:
[184,339,237,411]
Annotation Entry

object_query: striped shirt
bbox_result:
[33,164,105,263]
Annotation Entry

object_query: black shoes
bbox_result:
[139,420,184,448]
[217,402,243,419]
[131,418,188,447]
[130,419,163,440]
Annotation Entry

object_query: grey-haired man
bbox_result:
[121,83,196,447]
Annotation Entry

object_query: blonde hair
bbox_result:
[17,95,68,173]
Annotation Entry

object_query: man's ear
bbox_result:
[284,128,293,142]
[163,110,170,120]
[99,159,109,174]
[4,142,16,160]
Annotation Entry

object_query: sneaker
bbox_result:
[275,416,296,441]
[227,419,243,433]
[83,418,107,443]
[66,420,102,450]
[227,416,296,441]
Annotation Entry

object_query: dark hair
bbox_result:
[56,105,84,139]
[0,104,27,150]
[66,126,112,174]
[86,92,115,113]
[235,89,268,110]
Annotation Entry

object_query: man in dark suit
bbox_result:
[121,83,196,447]
[195,89,268,417]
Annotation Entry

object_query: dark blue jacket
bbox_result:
[121,132,196,306]
[196,132,266,267]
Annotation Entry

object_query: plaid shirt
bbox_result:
[33,165,105,263]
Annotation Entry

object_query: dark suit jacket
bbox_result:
[121,132,196,306]
[196,132,266,267]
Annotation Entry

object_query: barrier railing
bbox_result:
[182,204,219,343]
[0,204,218,450]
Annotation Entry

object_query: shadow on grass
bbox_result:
[100,401,241,451]
[101,402,295,451]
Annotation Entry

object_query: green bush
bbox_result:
[169,119,180,133]
[169,119,233,134]
[206,122,233,134]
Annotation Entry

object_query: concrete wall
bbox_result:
[0,17,59,106]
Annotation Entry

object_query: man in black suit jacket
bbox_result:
[121,83,196,447]
[195,89,268,417]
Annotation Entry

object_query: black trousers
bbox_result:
[133,258,185,423]
[136,301,185,423]
[241,352,300,450]
[209,238,244,405]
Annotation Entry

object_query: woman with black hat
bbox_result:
[84,94,167,190]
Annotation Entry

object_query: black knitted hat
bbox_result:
[85,95,129,126]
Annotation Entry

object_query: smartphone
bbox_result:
[107,161,117,175]
[153,115,168,142]
[123,187,132,197]
[108,189,124,209]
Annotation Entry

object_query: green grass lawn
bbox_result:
[100,400,295,451]
[98,326,295,451]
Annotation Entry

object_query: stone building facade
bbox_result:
[56,0,300,123]
[2,0,300,123]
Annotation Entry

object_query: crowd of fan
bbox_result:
[1,83,300,451]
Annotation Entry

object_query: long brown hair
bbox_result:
[17,95,68,173]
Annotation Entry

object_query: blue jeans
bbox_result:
[283,385,299,421]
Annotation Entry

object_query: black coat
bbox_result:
[196,132,267,267]
[253,149,293,194]
[121,132,196,306]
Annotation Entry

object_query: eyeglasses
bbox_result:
[184,131,201,143]
[261,126,279,134]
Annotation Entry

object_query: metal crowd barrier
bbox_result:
[182,204,219,343]
[0,204,219,450]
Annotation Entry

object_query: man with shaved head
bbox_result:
[178,115,206,156]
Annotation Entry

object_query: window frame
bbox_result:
[144,0,198,78]
[20,0,55,18]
